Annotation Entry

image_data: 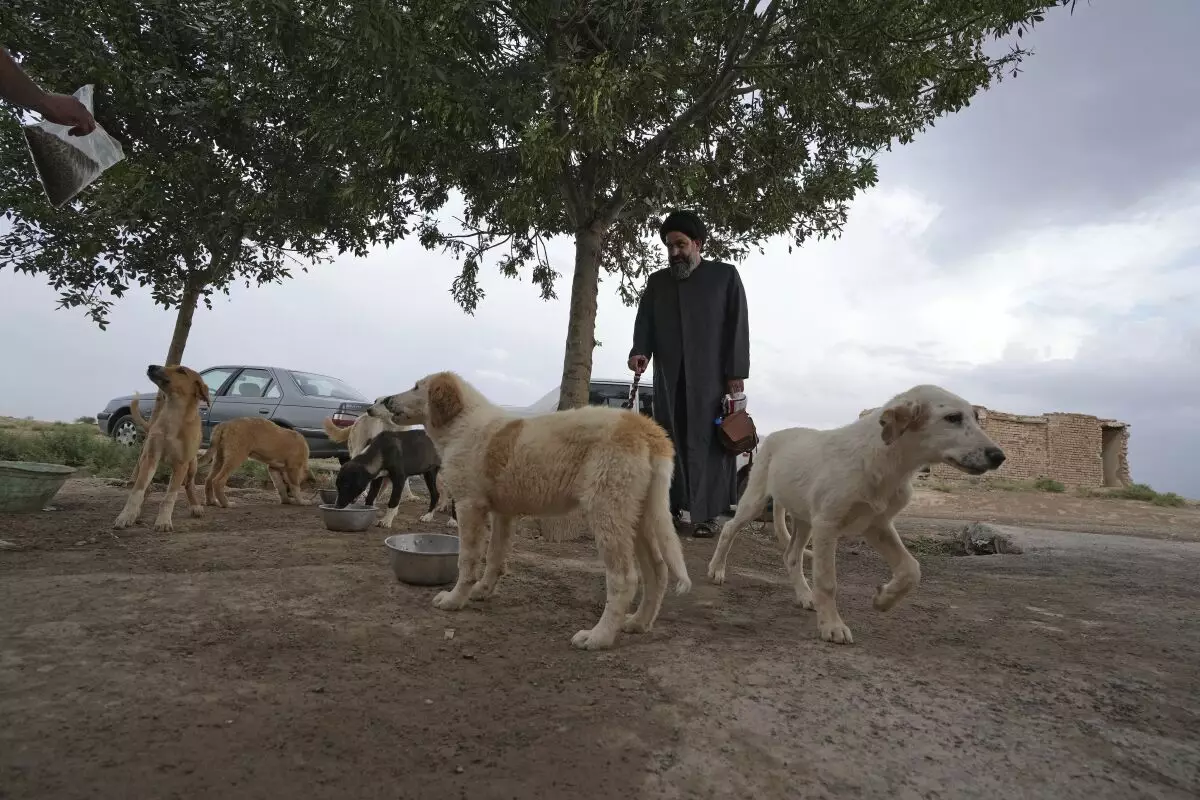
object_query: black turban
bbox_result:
[659,210,707,244]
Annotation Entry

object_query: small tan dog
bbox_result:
[114,364,210,532]
[198,417,314,507]
[369,371,691,651]
[707,384,1006,645]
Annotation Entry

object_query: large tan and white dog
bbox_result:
[707,384,1006,645]
[369,371,691,651]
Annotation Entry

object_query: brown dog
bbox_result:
[198,417,314,507]
[113,364,210,532]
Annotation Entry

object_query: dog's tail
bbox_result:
[645,451,691,595]
[128,393,151,433]
[196,425,222,470]
[773,499,812,565]
[322,417,353,444]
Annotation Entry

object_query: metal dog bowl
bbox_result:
[318,503,377,532]
[318,488,339,505]
[384,532,460,586]
[0,461,77,513]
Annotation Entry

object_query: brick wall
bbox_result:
[859,404,1130,488]
[1045,413,1104,486]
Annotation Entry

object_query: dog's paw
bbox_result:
[189,505,205,518]
[112,511,137,530]
[374,517,395,529]
[218,500,236,509]
[706,558,727,585]
[818,620,854,645]
[153,519,174,533]
[622,614,652,634]
[793,590,815,611]
[433,591,468,611]
[468,581,496,601]
[570,628,616,651]
[446,517,459,528]
[419,511,435,523]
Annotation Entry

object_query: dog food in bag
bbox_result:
[21,84,125,208]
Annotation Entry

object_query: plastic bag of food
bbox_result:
[21,84,125,208]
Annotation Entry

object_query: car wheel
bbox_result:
[110,414,142,447]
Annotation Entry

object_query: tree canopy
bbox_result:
[0,0,415,363]
[298,0,1077,408]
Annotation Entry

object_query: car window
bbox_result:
[200,368,237,397]
[288,371,368,402]
[589,383,632,408]
[264,383,281,400]
[227,369,274,399]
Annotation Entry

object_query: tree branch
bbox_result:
[594,0,781,226]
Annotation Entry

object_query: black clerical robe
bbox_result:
[629,259,751,523]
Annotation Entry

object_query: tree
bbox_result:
[0,0,415,365]
[316,0,1078,409]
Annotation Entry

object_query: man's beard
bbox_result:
[669,254,700,280]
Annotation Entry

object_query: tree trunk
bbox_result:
[164,279,203,366]
[556,225,605,410]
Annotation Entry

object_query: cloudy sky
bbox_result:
[3,0,1198,497]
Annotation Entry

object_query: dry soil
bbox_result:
[1,479,1198,799]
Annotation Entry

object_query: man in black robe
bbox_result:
[628,210,751,538]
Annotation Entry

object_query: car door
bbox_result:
[205,368,284,432]
[196,367,239,440]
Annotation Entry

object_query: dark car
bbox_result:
[95,365,372,460]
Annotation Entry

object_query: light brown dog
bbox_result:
[113,364,209,532]
[369,371,691,651]
[198,417,314,508]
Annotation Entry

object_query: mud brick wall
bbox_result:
[1104,423,1133,485]
[1042,413,1102,486]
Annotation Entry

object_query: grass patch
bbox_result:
[902,535,965,556]
[1033,476,1066,493]
[0,417,333,489]
[1108,483,1187,507]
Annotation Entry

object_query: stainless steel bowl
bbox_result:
[384,532,460,586]
[318,488,339,505]
[318,503,377,532]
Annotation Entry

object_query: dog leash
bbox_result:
[628,371,642,413]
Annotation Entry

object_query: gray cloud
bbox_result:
[879,0,1200,260]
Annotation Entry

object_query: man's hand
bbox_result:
[35,92,96,136]
[628,355,648,375]
[727,379,744,394]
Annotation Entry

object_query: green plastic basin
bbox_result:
[0,461,77,513]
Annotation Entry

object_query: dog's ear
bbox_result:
[879,401,929,445]
[193,375,212,406]
[426,373,465,429]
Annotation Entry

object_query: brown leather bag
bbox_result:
[718,408,759,455]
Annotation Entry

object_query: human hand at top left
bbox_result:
[35,92,96,136]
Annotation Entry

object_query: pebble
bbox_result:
[74,540,88,547]
[0,540,18,550]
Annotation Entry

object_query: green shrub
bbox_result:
[0,422,317,488]
[1033,476,1065,493]
[1108,483,1188,507]
[1150,491,1186,508]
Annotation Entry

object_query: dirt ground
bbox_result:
[2,479,1199,800]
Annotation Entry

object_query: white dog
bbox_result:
[707,384,1005,645]
[369,371,691,651]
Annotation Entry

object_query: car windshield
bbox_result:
[288,371,368,402]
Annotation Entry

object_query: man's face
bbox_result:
[664,231,701,272]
